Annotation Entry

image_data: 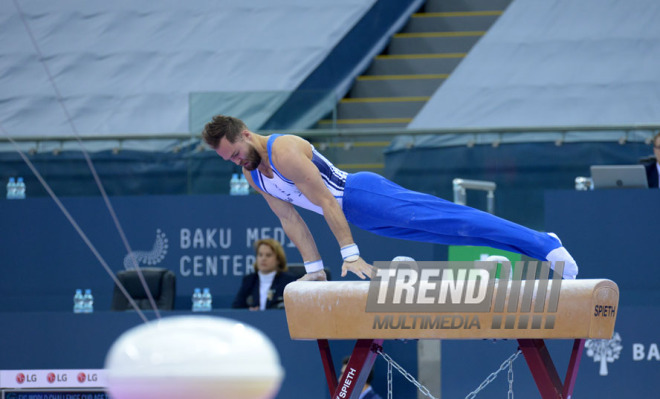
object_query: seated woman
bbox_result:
[232,239,296,310]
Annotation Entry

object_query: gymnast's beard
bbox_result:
[243,147,262,171]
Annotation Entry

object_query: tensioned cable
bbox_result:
[0,124,150,323]
[12,0,161,318]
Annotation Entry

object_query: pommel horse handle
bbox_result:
[284,279,619,399]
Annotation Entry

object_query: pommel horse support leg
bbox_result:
[284,279,619,399]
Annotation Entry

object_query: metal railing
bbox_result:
[452,178,497,214]
[1,123,658,143]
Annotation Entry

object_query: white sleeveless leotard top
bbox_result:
[249,134,348,215]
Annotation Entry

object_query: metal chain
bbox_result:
[508,354,515,399]
[377,348,521,399]
[377,348,440,399]
[465,350,522,399]
[387,360,393,399]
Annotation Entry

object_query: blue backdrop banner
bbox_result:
[0,194,435,312]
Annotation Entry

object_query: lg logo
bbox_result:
[15,373,37,384]
[77,372,98,383]
[47,372,68,383]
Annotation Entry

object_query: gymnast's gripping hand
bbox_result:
[341,257,376,280]
[297,269,327,281]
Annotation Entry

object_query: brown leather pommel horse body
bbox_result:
[284,279,618,399]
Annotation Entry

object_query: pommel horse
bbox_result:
[284,279,618,399]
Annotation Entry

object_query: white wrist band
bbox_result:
[304,260,324,273]
[341,244,360,263]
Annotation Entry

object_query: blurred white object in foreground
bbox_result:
[105,316,283,399]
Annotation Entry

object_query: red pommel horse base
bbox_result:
[284,279,619,399]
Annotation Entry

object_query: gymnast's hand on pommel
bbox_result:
[341,257,376,279]
[297,269,327,281]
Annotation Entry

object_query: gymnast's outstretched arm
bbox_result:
[265,192,322,264]
[242,169,320,262]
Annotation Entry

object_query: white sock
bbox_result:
[547,232,562,245]
[546,246,578,279]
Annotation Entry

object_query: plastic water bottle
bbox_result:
[82,289,94,313]
[15,177,25,199]
[192,288,202,312]
[6,177,16,199]
[73,289,84,313]
[201,288,212,312]
[229,173,239,195]
[238,175,249,195]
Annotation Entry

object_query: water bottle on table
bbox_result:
[73,289,84,313]
[229,173,239,195]
[6,177,16,199]
[83,289,94,313]
[201,288,213,312]
[16,177,26,199]
[238,175,249,195]
[192,288,202,312]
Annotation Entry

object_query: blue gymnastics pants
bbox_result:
[342,172,560,261]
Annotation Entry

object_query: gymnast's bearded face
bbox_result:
[217,134,262,171]
[242,145,262,171]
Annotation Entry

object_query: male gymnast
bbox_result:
[202,115,578,281]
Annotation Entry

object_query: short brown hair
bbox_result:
[202,115,247,149]
[254,239,288,272]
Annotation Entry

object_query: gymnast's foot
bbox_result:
[297,270,327,281]
[546,233,579,279]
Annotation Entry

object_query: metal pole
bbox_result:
[452,179,497,214]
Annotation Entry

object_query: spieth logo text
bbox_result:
[366,260,571,330]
